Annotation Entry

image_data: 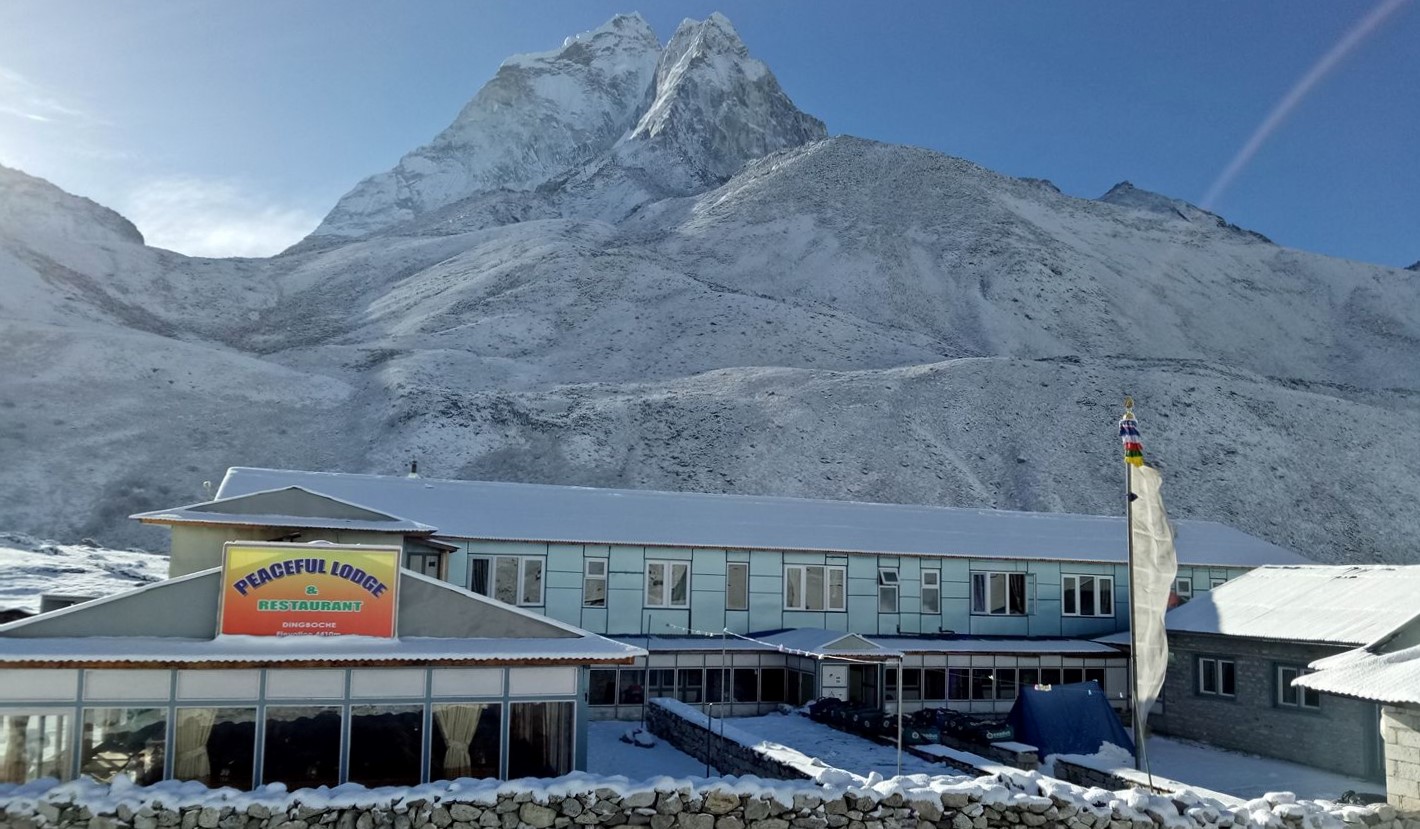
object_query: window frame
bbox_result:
[921,569,941,615]
[1197,656,1237,698]
[645,560,691,609]
[583,558,607,608]
[970,571,1031,616]
[1061,574,1115,618]
[726,562,749,611]
[1174,577,1193,603]
[878,568,900,613]
[783,564,847,612]
[1276,664,1322,710]
[468,555,545,606]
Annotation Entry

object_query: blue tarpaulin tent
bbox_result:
[1005,681,1135,758]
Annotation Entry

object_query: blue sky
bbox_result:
[0,1,1415,265]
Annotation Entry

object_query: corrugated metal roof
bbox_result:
[131,486,437,533]
[212,467,1308,567]
[1156,565,1420,646]
[1294,645,1420,705]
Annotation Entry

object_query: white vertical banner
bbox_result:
[1130,463,1178,720]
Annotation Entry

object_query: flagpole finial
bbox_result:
[1123,395,1135,416]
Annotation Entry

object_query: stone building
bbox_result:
[1140,565,1420,781]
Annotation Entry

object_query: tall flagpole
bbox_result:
[1122,396,1152,780]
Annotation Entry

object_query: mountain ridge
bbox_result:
[1,14,1416,566]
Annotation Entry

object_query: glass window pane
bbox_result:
[1099,579,1112,614]
[970,669,995,700]
[587,559,606,576]
[1201,659,1217,693]
[706,669,726,704]
[1084,668,1105,691]
[1,712,72,784]
[81,707,166,785]
[727,563,749,611]
[522,559,543,605]
[588,670,617,706]
[1040,668,1061,686]
[649,669,675,697]
[995,669,1017,700]
[508,702,573,779]
[971,574,987,614]
[989,574,1007,614]
[902,669,922,701]
[828,568,846,610]
[760,669,785,703]
[1079,577,1095,616]
[948,668,970,700]
[263,706,341,788]
[584,572,606,608]
[676,669,703,703]
[1063,577,1077,615]
[923,669,946,700]
[670,564,689,607]
[1221,661,1236,696]
[647,563,665,607]
[733,669,758,702]
[469,558,490,595]
[349,705,422,788]
[1009,574,1027,615]
[806,567,825,611]
[1063,668,1084,684]
[174,707,255,790]
[785,567,801,609]
[878,586,897,613]
[1018,669,1039,689]
[618,670,645,705]
[431,703,500,782]
[494,557,518,604]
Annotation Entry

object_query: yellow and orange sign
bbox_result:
[218,543,400,637]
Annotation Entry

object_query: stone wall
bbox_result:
[1383,706,1420,811]
[0,771,1413,829]
[644,699,814,780]
[1157,634,1382,780]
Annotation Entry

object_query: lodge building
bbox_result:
[0,465,1307,789]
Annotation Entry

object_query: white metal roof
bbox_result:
[1294,644,1420,705]
[1154,565,1420,646]
[212,467,1307,567]
[131,486,437,534]
[0,634,645,666]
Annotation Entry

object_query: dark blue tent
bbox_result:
[1005,681,1135,758]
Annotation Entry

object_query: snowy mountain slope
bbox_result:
[0,533,168,613]
[1,14,1417,567]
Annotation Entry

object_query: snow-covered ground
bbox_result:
[1134,733,1384,801]
[726,712,946,778]
[0,533,168,614]
[584,721,718,780]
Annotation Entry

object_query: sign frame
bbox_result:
[216,541,402,638]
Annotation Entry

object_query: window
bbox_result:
[348,704,422,787]
[884,668,922,702]
[263,706,341,788]
[924,668,947,700]
[922,570,941,615]
[726,563,749,611]
[970,669,996,700]
[431,703,500,781]
[645,561,690,608]
[508,701,573,779]
[173,707,255,790]
[619,670,645,705]
[784,565,847,611]
[81,707,167,785]
[761,669,786,703]
[971,572,1029,615]
[1062,575,1114,617]
[733,669,759,702]
[995,669,1018,700]
[947,668,971,700]
[1174,578,1193,603]
[648,669,675,699]
[583,559,607,608]
[1018,668,1039,689]
[405,552,441,579]
[0,711,72,784]
[1278,665,1321,709]
[469,555,544,606]
[676,669,703,703]
[1084,667,1106,691]
[1198,657,1236,697]
[878,568,900,613]
[588,669,617,706]
[1210,576,1228,589]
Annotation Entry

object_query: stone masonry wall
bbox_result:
[1157,634,1381,780]
[644,700,813,780]
[1383,706,1420,812]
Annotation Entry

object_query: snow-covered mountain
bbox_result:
[1,13,1417,565]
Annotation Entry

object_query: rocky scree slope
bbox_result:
[0,14,1417,564]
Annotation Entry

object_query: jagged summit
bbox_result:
[308,12,824,240]
[1097,180,1272,243]
[1406,260,1419,271]
[310,14,662,239]
[0,164,144,247]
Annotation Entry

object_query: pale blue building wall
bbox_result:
[450,539,1250,639]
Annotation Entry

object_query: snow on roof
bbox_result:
[612,632,1121,656]
[1294,644,1420,705]
[1153,565,1420,646]
[755,628,899,657]
[869,637,1122,655]
[213,467,1306,567]
[0,633,644,666]
[131,486,437,534]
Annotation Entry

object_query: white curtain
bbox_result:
[174,709,216,782]
[2,716,28,783]
[1130,464,1179,721]
[435,704,484,779]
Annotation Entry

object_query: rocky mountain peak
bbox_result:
[0,164,144,247]
[1098,180,1271,243]
[1406,260,1419,271]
